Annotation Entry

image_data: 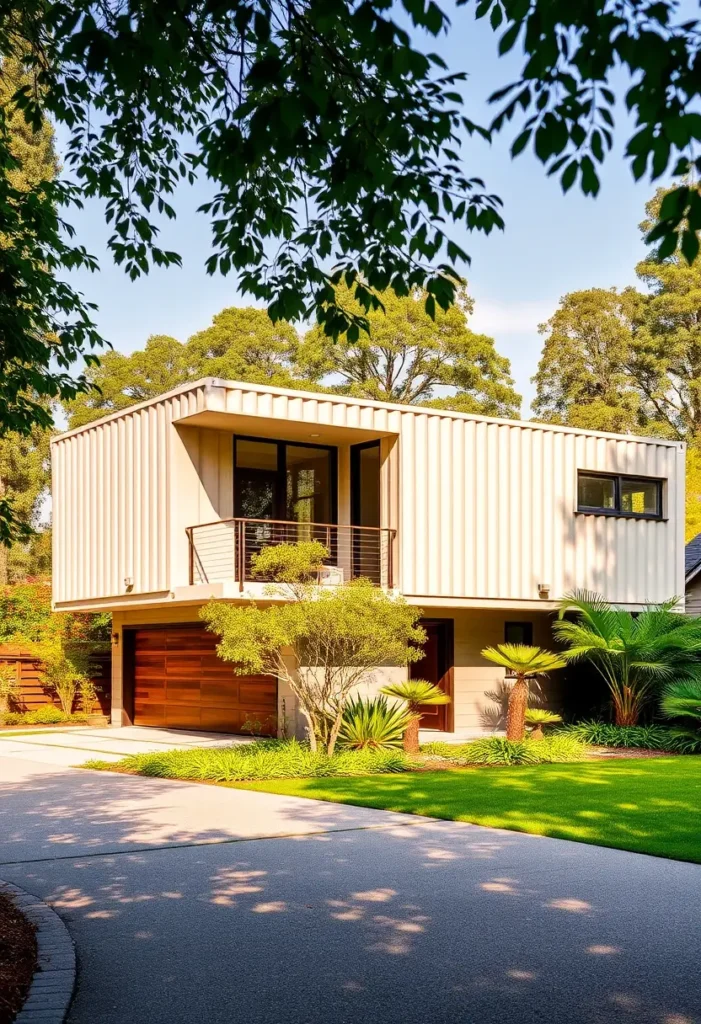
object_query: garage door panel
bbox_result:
[166,655,202,676]
[165,704,203,729]
[134,701,166,727]
[165,678,201,704]
[200,680,240,707]
[240,680,276,707]
[135,654,167,677]
[131,627,277,734]
[135,631,168,653]
[167,631,214,653]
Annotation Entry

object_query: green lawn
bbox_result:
[237,757,701,863]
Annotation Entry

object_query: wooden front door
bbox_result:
[410,619,453,731]
[131,626,277,734]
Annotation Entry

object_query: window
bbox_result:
[505,622,533,645]
[576,472,663,519]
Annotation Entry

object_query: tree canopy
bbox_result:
[298,285,520,416]
[67,291,519,426]
[533,185,701,536]
[66,309,306,427]
[4,0,701,537]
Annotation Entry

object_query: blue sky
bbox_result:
[59,3,669,414]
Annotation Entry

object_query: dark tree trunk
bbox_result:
[506,677,528,741]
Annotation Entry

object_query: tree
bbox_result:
[201,541,425,755]
[379,679,450,753]
[0,48,102,544]
[481,644,567,740]
[0,57,57,553]
[554,591,701,726]
[532,186,701,535]
[532,289,643,433]
[66,309,308,428]
[0,427,51,583]
[298,286,521,416]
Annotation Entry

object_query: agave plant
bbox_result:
[555,591,701,725]
[338,695,414,750]
[481,645,568,741]
[379,679,450,752]
[524,707,562,740]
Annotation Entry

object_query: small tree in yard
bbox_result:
[481,645,567,741]
[201,542,426,755]
[33,633,91,715]
[380,679,450,753]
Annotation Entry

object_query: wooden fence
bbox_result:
[0,645,112,715]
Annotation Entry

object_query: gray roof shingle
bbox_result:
[686,533,701,580]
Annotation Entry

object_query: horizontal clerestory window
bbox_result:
[576,472,664,520]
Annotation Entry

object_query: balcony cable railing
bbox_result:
[186,517,396,590]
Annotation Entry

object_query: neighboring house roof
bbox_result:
[686,533,701,585]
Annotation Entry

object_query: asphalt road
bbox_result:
[1,753,700,1024]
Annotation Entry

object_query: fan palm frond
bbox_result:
[481,644,567,676]
[380,679,450,706]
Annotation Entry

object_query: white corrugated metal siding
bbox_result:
[52,379,684,607]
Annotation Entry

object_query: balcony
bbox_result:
[186,518,397,591]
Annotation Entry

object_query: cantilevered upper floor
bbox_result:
[52,377,686,612]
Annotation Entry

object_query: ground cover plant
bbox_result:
[422,735,587,765]
[560,720,676,750]
[236,757,701,863]
[0,708,88,726]
[84,740,413,782]
[84,732,591,782]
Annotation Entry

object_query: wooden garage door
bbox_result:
[132,627,277,734]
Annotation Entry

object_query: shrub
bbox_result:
[0,707,88,726]
[0,663,20,715]
[338,695,413,750]
[379,679,450,752]
[559,720,674,750]
[524,708,563,740]
[664,729,701,755]
[85,740,412,781]
[421,734,587,765]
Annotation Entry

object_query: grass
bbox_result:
[235,757,701,863]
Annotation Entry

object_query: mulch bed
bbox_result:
[0,890,38,1024]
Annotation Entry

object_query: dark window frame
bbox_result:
[234,434,338,524]
[576,470,664,521]
[504,621,534,646]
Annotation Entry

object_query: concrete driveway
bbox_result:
[1,754,700,1024]
[0,725,254,765]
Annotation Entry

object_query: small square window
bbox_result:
[578,473,616,511]
[505,622,533,645]
[620,477,660,517]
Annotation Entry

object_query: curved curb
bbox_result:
[0,880,75,1023]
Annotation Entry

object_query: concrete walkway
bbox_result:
[2,754,700,1024]
[0,725,254,766]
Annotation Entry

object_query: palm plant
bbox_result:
[660,679,701,752]
[481,645,568,740]
[554,591,701,726]
[379,679,450,752]
[524,707,562,740]
[338,695,414,750]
